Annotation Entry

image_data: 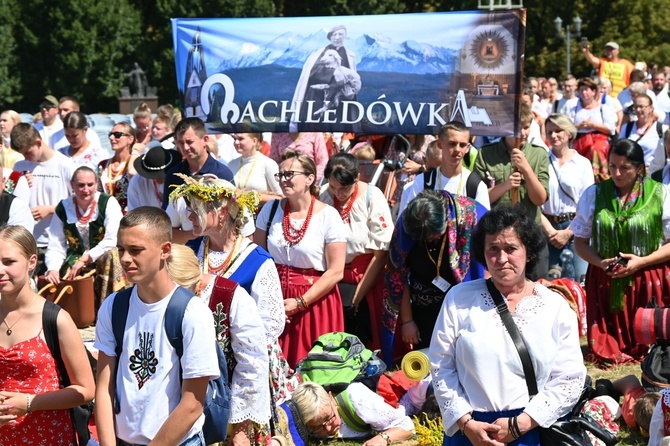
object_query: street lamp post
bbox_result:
[555,16,582,74]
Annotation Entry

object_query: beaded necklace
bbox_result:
[107,157,129,196]
[204,236,242,276]
[75,198,97,224]
[333,182,359,223]
[283,195,315,246]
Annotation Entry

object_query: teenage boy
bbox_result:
[94,207,218,446]
[11,123,75,274]
[398,121,490,216]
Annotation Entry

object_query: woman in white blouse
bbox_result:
[230,132,282,203]
[569,77,617,182]
[44,166,122,284]
[319,153,393,350]
[541,114,594,281]
[255,149,347,369]
[619,93,667,175]
[430,205,585,446]
[288,382,414,444]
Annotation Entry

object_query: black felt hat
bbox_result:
[133,141,182,179]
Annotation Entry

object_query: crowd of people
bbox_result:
[2,38,670,445]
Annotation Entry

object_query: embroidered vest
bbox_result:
[55,194,110,268]
[208,276,238,382]
[0,193,15,226]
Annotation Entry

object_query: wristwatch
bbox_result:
[379,432,392,445]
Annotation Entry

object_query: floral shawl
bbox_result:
[381,191,487,364]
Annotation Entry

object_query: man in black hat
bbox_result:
[127,141,181,210]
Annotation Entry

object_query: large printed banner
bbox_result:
[172,10,526,136]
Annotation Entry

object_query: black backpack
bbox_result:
[423,168,483,200]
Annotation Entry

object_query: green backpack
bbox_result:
[298,332,382,392]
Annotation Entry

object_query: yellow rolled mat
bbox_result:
[401,348,430,381]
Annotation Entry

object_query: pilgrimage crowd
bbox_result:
[2,38,670,446]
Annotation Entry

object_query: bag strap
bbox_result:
[548,154,577,205]
[423,168,438,190]
[465,171,483,200]
[43,300,70,387]
[266,199,280,242]
[111,286,134,414]
[485,278,539,397]
[164,286,196,360]
[335,390,369,433]
[657,121,664,139]
[624,122,633,138]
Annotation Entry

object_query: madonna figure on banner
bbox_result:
[290,25,360,131]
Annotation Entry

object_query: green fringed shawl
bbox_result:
[593,178,664,310]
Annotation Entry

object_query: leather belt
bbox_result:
[544,213,575,224]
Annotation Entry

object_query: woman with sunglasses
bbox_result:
[171,174,300,405]
[255,149,347,368]
[319,153,393,350]
[58,112,106,170]
[97,123,138,214]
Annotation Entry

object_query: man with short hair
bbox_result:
[555,75,579,115]
[50,96,102,150]
[33,95,63,144]
[11,123,75,273]
[162,117,234,243]
[583,41,635,97]
[162,117,234,209]
[398,121,490,216]
[473,103,550,278]
[652,72,670,114]
[94,206,218,446]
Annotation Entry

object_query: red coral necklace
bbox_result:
[75,199,97,224]
[283,196,315,246]
[333,182,359,223]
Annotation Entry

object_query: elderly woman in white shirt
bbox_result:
[430,205,585,446]
[541,114,595,282]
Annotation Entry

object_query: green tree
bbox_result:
[12,0,141,112]
[0,3,21,106]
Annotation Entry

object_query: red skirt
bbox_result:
[585,262,670,366]
[277,264,344,369]
[342,253,385,351]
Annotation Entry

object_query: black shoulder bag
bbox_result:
[485,279,618,446]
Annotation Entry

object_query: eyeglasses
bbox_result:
[306,401,337,433]
[109,131,130,139]
[274,170,310,181]
[39,104,56,110]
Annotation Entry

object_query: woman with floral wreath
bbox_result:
[255,149,347,369]
[170,173,301,405]
[98,122,139,213]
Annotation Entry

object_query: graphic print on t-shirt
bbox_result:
[129,332,158,389]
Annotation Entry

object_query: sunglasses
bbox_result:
[274,170,310,181]
[108,131,130,139]
[39,104,57,110]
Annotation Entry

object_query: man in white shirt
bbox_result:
[11,123,75,274]
[49,96,102,150]
[398,121,490,217]
[555,75,579,115]
[33,95,63,144]
[94,207,218,446]
[652,72,670,115]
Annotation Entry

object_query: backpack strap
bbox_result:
[657,121,664,139]
[265,199,280,243]
[164,286,196,360]
[624,122,633,138]
[423,168,438,190]
[43,300,70,386]
[465,171,483,200]
[335,390,369,433]
[111,286,134,414]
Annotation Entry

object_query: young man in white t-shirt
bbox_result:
[94,207,219,445]
[398,121,490,217]
[11,123,75,274]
